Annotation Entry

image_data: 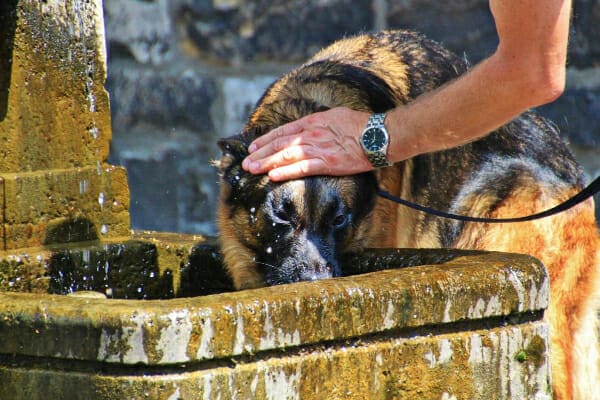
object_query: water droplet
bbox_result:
[98,192,105,208]
[266,247,273,254]
[250,207,256,213]
[79,180,88,194]
[101,225,108,235]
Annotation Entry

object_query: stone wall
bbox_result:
[104,0,600,234]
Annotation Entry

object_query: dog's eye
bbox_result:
[272,200,295,225]
[332,214,348,228]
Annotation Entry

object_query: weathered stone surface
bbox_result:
[221,75,277,136]
[570,0,600,68]
[0,0,112,172]
[387,0,497,63]
[0,232,223,297]
[105,63,220,233]
[109,128,219,234]
[2,165,130,249]
[106,67,217,133]
[0,322,551,400]
[104,0,172,65]
[0,0,133,249]
[0,247,551,399]
[176,0,374,65]
[0,249,548,363]
[387,0,600,68]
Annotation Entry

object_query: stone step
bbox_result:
[1,165,130,250]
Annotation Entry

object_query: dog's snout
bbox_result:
[299,261,336,282]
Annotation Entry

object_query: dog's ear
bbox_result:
[215,134,249,170]
[214,134,270,204]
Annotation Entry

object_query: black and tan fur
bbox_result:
[215,30,600,400]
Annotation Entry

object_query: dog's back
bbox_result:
[218,30,600,399]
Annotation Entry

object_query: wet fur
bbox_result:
[215,30,600,399]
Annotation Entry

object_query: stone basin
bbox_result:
[0,233,552,399]
[0,1,552,398]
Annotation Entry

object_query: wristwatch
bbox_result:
[360,113,393,168]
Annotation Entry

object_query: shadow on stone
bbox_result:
[43,217,100,245]
[341,247,489,276]
[179,242,234,296]
[0,0,18,120]
[47,240,175,299]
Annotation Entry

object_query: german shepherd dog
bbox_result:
[215,30,600,400]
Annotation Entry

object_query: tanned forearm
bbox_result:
[387,0,571,162]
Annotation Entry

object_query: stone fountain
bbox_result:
[0,1,552,399]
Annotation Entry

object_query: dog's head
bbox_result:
[216,135,378,288]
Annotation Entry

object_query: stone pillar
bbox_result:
[0,0,130,250]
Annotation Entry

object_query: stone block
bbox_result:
[0,322,551,399]
[106,66,217,133]
[570,1,600,67]
[175,0,373,65]
[221,75,277,135]
[2,165,130,249]
[387,0,497,64]
[104,0,173,65]
[0,177,3,240]
[0,0,112,172]
[387,0,600,67]
[109,128,219,234]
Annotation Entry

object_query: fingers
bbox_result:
[267,159,328,181]
[248,120,303,153]
[239,107,372,180]
[243,142,313,175]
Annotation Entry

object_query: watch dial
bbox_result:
[364,128,385,151]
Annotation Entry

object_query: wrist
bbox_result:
[384,106,427,163]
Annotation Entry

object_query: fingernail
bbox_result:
[248,143,257,153]
[245,160,260,172]
[269,171,279,180]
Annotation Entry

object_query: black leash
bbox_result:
[376,175,600,223]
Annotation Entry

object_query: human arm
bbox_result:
[242,0,572,181]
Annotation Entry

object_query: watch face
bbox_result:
[362,128,387,151]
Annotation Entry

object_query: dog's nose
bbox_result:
[299,262,334,281]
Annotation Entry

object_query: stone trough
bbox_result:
[0,239,551,400]
[0,1,552,399]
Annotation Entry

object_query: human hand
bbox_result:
[241,107,373,181]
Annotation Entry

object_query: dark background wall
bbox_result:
[103,0,600,235]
